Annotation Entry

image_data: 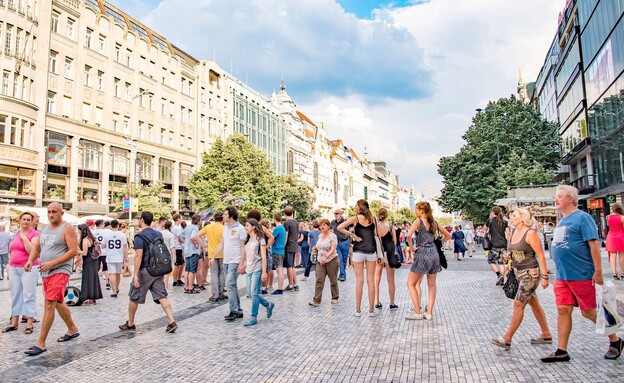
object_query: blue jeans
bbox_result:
[336,240,350,279]
[300,246,310,270]
[225,263,241,314]
[249,270,270,318]
[246,273,252,298]
[396,244,404,263]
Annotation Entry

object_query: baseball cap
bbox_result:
[86,220,95,226]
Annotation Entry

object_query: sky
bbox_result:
[108,0,566,197]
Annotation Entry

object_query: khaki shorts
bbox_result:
[107,261,123,274]
[515,267,540,304]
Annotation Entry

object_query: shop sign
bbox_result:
[0,198,16,203]
[606,195,616,204]
[0,145,37,162]
[0,190,17,197]
[589,199,604,210]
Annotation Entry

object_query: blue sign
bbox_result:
[123,197,130,212]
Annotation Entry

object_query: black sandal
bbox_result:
[2,326,18,333]
[614,274,621,280]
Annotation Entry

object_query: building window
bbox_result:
[113,77,119,97]
[4,25,12,56]
[51,12,59,33]
[49,51,57,73]
[124,82,131,102]
[97,70,104,91]
[84,65,91,87]
[2,71,9,95]
[109,147,129,175]
[85,28,92,48]
[14,27,21,57]
[112,113,119,132]
[62,96,72,117]
[64,57,73,79]
[98,35,105,53]
[138,121,144,140]
[82,103,90,123]
[137,154,152,180]
[115,43,121,62]
[148,124,153,142]
[125,48,132,67]
[67,18,75,40]
[123,117,129,136]
[95,106,103,126]
[47,91,55,113]
[160,128,165,145]
[159,158,173,184]
[78,140,101,171]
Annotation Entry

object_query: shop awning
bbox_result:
[9,206,85,226]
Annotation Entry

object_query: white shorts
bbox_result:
[352,251,378,263]
[107,261,123,274]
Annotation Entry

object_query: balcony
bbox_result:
[570,174,596,194]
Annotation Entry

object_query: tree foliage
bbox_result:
[113,182,172,218]
[278,174,315,221]
[189,133,312,220]
[438,96,560,221]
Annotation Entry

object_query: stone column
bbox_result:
[69,136,80,204]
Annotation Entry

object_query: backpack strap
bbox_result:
[135,232,153,245]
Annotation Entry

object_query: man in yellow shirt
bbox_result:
[195,211,225,302]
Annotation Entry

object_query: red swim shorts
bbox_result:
[553,279,596,311]
[43,273,70,303]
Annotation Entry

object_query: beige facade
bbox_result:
[0,0,230,216]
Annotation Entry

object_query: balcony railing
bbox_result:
[570,174,596,194]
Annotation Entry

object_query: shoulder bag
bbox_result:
[434,223,448,269]
[373,218,385,261]
[503,267,519,299]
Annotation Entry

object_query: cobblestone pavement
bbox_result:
[0,251,623,382]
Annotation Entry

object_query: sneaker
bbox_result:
[110,294,118,298]
[405,312,424,320]
[389,304,399,311]
[331,299,339,304]
[375,303,383,310]
[354,310,362,317]
[218,294,228,300]
[244,318,258,326]
[293,285,299,291]
[308,300,320,307]
[165,321,178,333]
[424,313,432,321]
[106,283,111,290]
[284,285,294,291]
[368,310,378,317]
[605,338,623,360]
[236,312,244,319]
[119,321,136,331]
[260,289,268,295]
[267,302,275,318]
[271,290,283,295]
[224,312,238,322]
[208,297,219,302]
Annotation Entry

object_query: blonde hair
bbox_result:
[512,208,535,228]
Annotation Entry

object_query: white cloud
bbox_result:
[132,0,566,198]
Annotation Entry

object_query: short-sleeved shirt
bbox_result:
[92,228,112,256]
[551,210,599,281]
[134,227,163,270]
[199,222,224,258]
[283,218,299,253]
[103,230,127,263]
[222,222,247,264]
[9,229,40,267]
[272,225,286,255]
[162,229,176,254]
[308,229,321,248]
[0,231,11,254]
[316,232,338,262]
[171,224,183,250]
[486,218,508,248]
[299,230,309,249]
[245,237,267,274]
[183,224,200,257]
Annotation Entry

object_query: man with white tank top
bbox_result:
[23,202,80,356]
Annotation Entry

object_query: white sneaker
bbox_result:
[424,313,432,320]
[331,299,338,304]
[405,312,424,320]
[354,310,362,317]
[368,310,378,317]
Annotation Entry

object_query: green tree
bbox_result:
[438,96,560,221]
[278,174,315,221]
[394,207,416,224]
[113,182,172,218]
[188,133,283,218]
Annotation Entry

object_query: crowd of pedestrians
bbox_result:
[0,186,622,363]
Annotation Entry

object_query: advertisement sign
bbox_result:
[123,197,130,212]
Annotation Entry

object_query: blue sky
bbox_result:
[107,0,566,196]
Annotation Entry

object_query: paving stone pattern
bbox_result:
[0,251,622,382]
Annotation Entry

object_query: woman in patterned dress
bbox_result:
[405,202,451,321]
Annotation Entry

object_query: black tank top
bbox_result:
[353,217,376,254]
[508,229,538,270]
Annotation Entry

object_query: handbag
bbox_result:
[482,234,492,251]
[385,240,401,268]
[503,268,519,299]
[434,237,448,269]
[373,218,384,261]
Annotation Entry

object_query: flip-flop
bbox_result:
[57,333,80,342]
[2,326,18,333]
[491,338,511,350]
[24,345,47,356]
[530,337,552,345]
[24,328,33,334]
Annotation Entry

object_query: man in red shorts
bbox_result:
[541,186,623,362]
[24,202,80,356]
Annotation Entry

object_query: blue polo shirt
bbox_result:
[272,225,286,255]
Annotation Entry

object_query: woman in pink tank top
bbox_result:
[606,203,624,280]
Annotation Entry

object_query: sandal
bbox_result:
[613,274,621,280]
[24,345,47,356]
[21,317,39,324]
[57,332,80,342]
[2,326,18,333]
[24,327,33,334]
[531,337,552,345]
[491,338,511,350]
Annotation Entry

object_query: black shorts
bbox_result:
[99,256,108,272]
[284,252,296,268]
[174,249,185,266]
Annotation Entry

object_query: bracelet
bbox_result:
[541,275,549,280]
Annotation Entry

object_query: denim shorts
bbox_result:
[185,254,200,273]
[284,252,296,268]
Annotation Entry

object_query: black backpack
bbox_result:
[135,232,173,277]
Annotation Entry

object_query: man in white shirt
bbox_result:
[102,220,128,297]
[170,214,185,286]
[212,206,247,322]
[92,220,112,290]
